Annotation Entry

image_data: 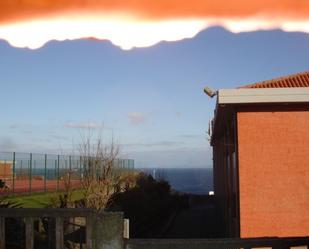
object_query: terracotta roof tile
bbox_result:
[240,71,309,88]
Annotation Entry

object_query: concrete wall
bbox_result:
[93,212,124,249]
[237,108,309,237]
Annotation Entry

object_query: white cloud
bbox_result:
[127,112,145,125]
[0,15,206,50]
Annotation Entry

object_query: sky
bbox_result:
[1,1,309,168]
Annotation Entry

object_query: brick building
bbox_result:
[0,161,13,181]
[210,71,309,238]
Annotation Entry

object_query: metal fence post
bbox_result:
[3,160,6,181]
[29,153,32,194]
[44,154,47,192]
[33,160,36,179]
[12,152,15,194]
[54,160,57,179]
[20,160,23,176]
[57,155,60,191]
[69,156,72,172]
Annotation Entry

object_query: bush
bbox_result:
[108,173,184,238]
[0,179,6,189]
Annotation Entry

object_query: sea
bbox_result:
[137,168,213,195]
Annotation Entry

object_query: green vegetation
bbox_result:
[108,173,188,238]
[0,179,5,188]
[4,190,84,208]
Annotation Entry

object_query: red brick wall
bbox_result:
[237,109,309,237]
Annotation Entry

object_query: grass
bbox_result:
[3,189,84,208]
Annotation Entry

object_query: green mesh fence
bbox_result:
[0,151,134,195]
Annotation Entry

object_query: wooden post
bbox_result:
[55,217,64,249]
[0,217,5,249]
[48,218,54,249]
[86,215,93,249]
[25,217,34,249]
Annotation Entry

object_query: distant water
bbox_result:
[138,168,213,195]
[23,167,213,195]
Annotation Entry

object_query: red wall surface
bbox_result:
[237,110,309,237]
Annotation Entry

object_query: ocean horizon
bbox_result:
[137,168,213,195]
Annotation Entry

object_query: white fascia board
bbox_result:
[218,88,309,104]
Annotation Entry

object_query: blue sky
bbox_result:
[1,27,309,168]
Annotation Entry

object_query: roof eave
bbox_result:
[210,87,309,145]
[218,87,309,105]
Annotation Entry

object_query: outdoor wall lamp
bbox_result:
[203,86,217,98]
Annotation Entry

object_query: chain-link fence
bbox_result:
[0,151,134,195]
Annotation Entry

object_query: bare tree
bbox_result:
[78,129,126,210]
[50,127,137,210]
